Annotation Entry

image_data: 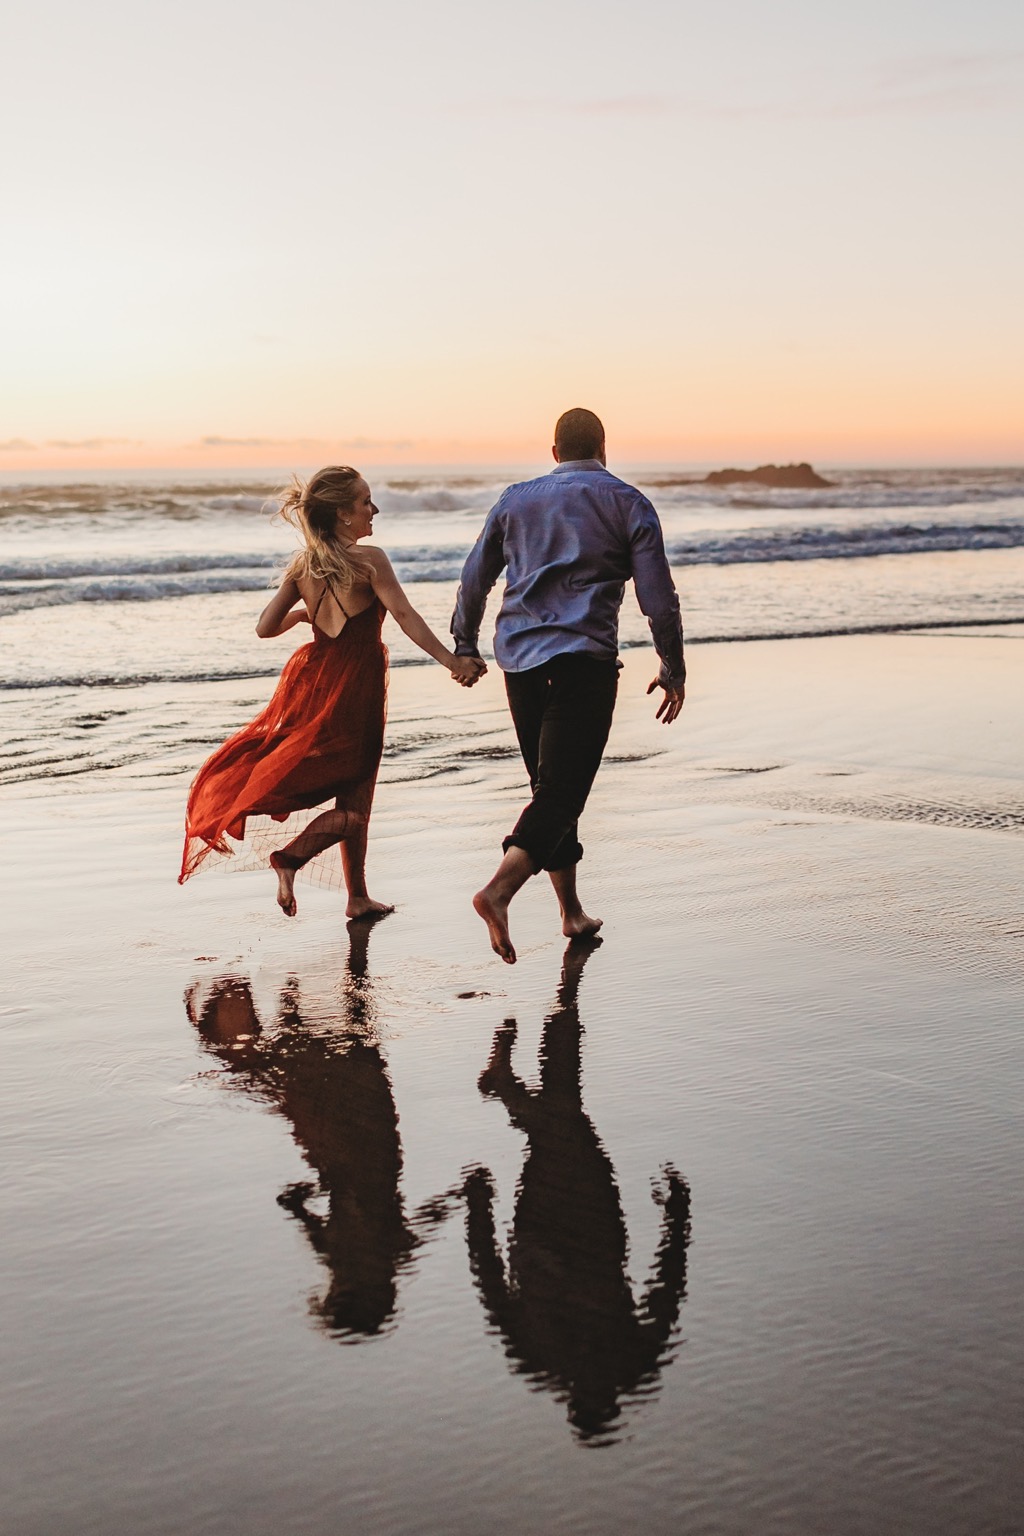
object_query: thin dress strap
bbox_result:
[311,579,350,631]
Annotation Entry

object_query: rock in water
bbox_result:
[704,462,832,489]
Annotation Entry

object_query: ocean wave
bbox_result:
[200,494,276,513]
[3,469,1024,523]
[663,520,1024,564]
[0,570,276,616]
[0,547,472,614]
[638,471,1024,512]
[0,653,439,691]
[3,613,1020,693]
[0,483,278,521]
[0,480,502,523]
[372,484,503,515]
[4,520,1024,615]
[620,615,1024,648]
[0,552,277,582]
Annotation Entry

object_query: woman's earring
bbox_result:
[344,519,352,526]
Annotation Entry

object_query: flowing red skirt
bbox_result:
[180,601,388,884]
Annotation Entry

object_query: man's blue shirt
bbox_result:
[451,460,685,685]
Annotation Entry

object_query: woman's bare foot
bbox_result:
[561,907,603,940]
[270,856,298,917]
[346,896,395,921]
[473,887,517,964]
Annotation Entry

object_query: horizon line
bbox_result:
[2,457,1023,484]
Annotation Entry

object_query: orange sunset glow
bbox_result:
[2,3,1021,473]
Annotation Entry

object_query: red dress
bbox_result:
[179,596,388,885]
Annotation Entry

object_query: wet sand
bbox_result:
[2,631,1023,1535]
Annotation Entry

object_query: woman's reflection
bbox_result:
[185,922,430,1339]
[464,937,691,1443]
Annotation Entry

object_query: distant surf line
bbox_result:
[4,520,1024,617]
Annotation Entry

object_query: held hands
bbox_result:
[647,676,685,724]
[451,655,488,688]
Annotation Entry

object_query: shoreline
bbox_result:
[4,623,1022,803]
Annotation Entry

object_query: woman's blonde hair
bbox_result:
[278,466,371,591]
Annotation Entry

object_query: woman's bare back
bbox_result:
[298,572,377,638]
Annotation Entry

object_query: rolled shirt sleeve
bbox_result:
[451,497,508,656]
[628,497,686,687]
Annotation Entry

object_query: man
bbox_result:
[451,408,686,964]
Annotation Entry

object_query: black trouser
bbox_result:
[503,654,619,873]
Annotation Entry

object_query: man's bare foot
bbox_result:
[346,896,395,921]
[561,907,603,940]
[473,888,517,964]
[271,857,297,917]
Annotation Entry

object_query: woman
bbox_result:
[179,465,484,916]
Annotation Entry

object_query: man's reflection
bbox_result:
[185,922,425,1339]
[464,937,691,1442]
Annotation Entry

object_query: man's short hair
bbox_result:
[554,408,605,462]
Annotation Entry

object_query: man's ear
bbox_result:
[551,444,559,463]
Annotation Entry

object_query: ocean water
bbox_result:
[2,466,1023,787]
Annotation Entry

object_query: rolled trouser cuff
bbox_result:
[502,831,584,872]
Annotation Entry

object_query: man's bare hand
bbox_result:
[647,677,685,724]
[451,655,487,687]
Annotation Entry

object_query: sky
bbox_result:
[1,0,1022,470]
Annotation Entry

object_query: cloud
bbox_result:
[340,436,416,453]
[200,436,292,448]
[198,435,416,452]
[836,50,1024,117]
[0,438,36,451]
[481,50,1024,124]
[45,437,141,449]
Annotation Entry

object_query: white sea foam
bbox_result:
[2,469,1024,699]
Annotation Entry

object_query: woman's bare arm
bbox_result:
[256,578,311,639]
[367,549,485,681]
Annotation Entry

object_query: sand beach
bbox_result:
[3,609,1022,1534]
